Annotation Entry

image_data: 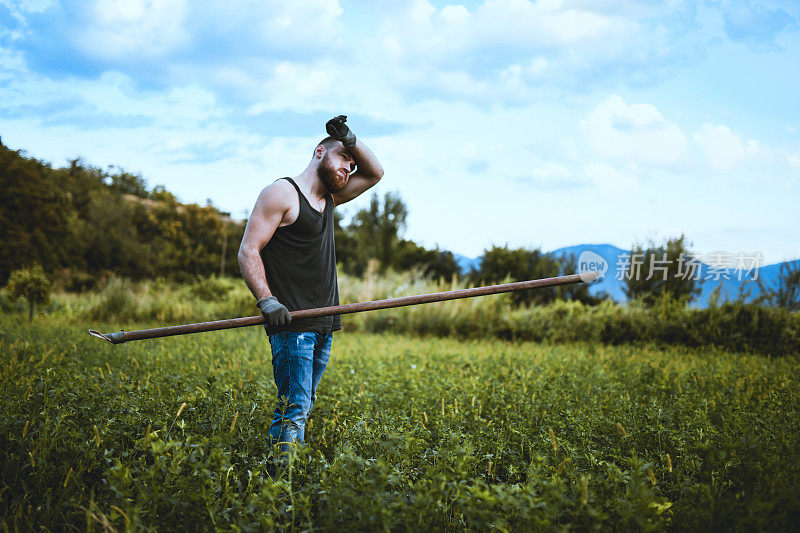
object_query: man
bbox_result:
[238,116,383,458]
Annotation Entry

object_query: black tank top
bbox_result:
[260,177,341,335]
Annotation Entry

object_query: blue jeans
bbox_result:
[267,331,332,446]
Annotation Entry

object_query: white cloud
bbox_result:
[567,0,693,19]
[692,123,758,171]
[244,62,343,114]
[584,161,639,195]
[500,57,549,87]
[440,4,470,25]
[378,0,630,64]
[78,0,190,60]
[519,162,584,190]
[531,162,572,181]
[788,151,800,170]
[2,0,709,111]
[371,0,702,102]
[5,0,345,93]
[580,94,687,166]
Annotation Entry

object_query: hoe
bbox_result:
[89,272,598,345]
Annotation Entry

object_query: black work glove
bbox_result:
[325,115,357,148]
[256,296,292,327]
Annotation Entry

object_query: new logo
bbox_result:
[578,250,607,282]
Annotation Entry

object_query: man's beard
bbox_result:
[318,154,348,194]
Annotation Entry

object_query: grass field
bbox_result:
[2,316,799,531]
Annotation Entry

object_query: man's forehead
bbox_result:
[330,145,354,160]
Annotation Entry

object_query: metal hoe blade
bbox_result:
[88,330,125,344]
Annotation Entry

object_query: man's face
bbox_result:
[318,143,355,194]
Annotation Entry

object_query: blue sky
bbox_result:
[1,0,798,264]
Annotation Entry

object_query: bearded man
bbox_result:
[238,116,383,458]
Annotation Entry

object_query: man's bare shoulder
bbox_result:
[257,179,296,211]
[253,179,301,228]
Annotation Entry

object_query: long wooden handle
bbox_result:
[89,272,597,344]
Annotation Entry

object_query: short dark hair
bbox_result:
[318,136,338,150]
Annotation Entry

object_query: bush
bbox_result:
[0,287,24,313]
[189,276,232,302]
[88,276,136,321]
[5,264,51,322]
[66,271,98,292]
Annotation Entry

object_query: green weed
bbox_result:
[1,318,798,530]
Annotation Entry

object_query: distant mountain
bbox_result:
[453,253,481,275]
[456,243,796,308]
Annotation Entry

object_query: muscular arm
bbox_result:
[332,139,384,205]
[237,182,293,301]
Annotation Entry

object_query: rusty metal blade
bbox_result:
[88,330,114,343]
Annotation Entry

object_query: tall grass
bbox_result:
[29,270,800,355]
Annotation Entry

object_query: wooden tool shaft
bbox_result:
[89,272,597,344]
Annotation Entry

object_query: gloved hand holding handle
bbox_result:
[325,115,357,148]
[256,296,292,327]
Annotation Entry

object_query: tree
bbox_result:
[6,264,51,322]
[395,240,460,280]
[347,191,408,275]
[472,245,560,305]
[1,143,248,283]
[108,168,149,198]
[336,194,461,279]
[759,260,800,311]
[0,142,74,282]
[623,234,701,306]
[333,210,359,273]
